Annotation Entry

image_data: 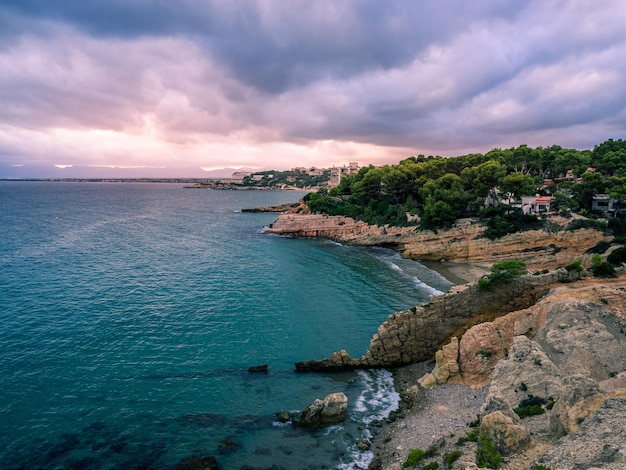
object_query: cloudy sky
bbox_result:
[1,1,625,178]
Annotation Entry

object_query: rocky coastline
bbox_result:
[266,210,626,469]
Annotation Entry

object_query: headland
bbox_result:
[265,207,626,469]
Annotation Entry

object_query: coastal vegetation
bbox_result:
[304,139,626,235]
[477,259,527,290]
[240,168,330,189]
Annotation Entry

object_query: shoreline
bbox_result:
[420,260,489,286]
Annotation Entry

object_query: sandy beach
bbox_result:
[421,260,489,285]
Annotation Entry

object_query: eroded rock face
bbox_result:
[490,335,563,407]
[295,392,348,427]
[550,375,607,436]
[267,213,608,270]
[534,300,626,382]
[537,398,626,469]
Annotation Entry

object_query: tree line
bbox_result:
[304,139,626,236]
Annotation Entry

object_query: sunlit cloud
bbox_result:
[1,1,625,177]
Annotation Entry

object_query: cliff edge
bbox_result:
[266,212,608,271]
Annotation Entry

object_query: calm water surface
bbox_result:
[0,182,453,469]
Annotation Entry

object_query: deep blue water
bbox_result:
[0,182,453,469]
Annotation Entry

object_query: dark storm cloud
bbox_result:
[0,0,625,176]
[1,0,527,93]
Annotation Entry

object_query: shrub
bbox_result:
[444,450,463,467]
[478,259,527,290]
[476,435,501,469]
[403,448,425,467]
[592,262,617,278]
[608,245,626,265]
[514,395,548,418]
[457,427,480,445]
[566,219,608,232]
[565,258,584,272]
[586,240,612,254]
[422,462,439,470]
[533,465,551,470]
[514,404,545,419]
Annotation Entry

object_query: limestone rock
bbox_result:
[480,388,522,424]
[535,299,626,382]
[268,212,607,270]
[490,335,562,407]
[296,392,348,427]
[417,372,438,389]
[550,374,607,436]
[430,336,461,384]
[480,410,531,455]
[536,398,626,469]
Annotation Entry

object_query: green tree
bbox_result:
[474,160,507,203]
[575,171,606,210]
[499,172,536,202]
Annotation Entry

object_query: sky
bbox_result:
[1,1,626,178]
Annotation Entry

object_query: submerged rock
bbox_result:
[176,455,218,470]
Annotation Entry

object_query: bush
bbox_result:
[456,428,480,445]
[565,259,583,272]
[608,245,626,265]
[403,448,425,467]
[591,261,617,278]
[444,450,463,467]
[566,218,608,232]
[586,240,612,254]
[476,435,501,469]
[478,259,527,290]
[514,395,548,418]
[422,462,439,470]
[480,206,542,239]
[514,404,545,419]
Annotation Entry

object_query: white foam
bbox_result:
[387,261,403,272]
[352,369,400,425]
[413,276,444,296]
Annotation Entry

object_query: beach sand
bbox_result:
[421,260,489,285]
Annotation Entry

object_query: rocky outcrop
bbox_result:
[267,213,608,270]
[537,398,626,469]
[409,278,626,469]
[294,392,348,427]
[480,410,531,455]
[295,269,582,372]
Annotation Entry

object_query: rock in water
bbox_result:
[295,392,348,427]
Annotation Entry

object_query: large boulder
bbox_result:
[535,300,626,382]
[295,392,348,427]
[550,374,607,436]
[490,335,562,407]
[480,410,531,455]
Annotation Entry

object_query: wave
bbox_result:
[413,276,444,296]
[338,369,400,469]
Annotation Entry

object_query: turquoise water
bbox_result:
[0,182,453,469]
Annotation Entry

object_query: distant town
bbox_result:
[184,162,360,190]
[1,163,361,190]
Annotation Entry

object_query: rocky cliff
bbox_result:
[267,213,608,270]
[401,276,626,469]
[295,269,583,372]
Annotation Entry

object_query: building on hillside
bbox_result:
[329,162,360,187]
[520,195,555,214]
[591,194,626,214]
[229,172,251,184]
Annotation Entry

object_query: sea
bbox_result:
[0,182,454,470]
